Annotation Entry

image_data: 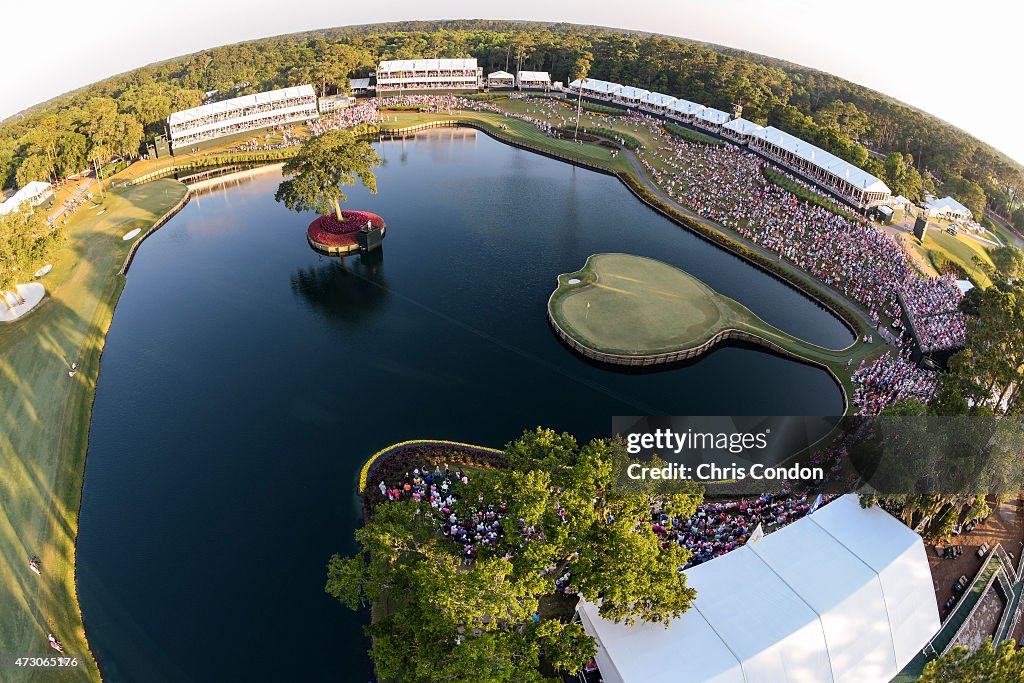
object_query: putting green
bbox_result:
[548,254,846,368]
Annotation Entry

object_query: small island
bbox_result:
[548,253,843,368]
[307,210,386,256]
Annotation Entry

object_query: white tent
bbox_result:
[516,70,551,87]
[749,126,890,194]
[0,181,53,216]
[640,92,678,109]
[577,495,939,683]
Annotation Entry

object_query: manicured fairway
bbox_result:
[0,179,187,682]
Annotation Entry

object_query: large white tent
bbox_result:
[0,181,53,216]
[577,495,939,683]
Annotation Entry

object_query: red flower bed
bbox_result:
[318,210,386,235]
[307,211,386,250]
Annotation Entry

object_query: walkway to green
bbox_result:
[548,254,858,410]
[0,179,187,682]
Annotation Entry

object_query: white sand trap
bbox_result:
[96,209,106,216]
[34,264,53,278]
[122,228,141,240]
[0,283,45,322]
[568,278,581,284]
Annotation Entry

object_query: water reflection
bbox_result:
[290,250,390,323]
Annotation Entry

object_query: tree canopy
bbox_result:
[326,428,702,682]
[0,206,61,295]
[274,129,380,220]
[1,21,1021,231]
[919,639,1024,683]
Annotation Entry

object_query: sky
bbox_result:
[1,0,1022,164]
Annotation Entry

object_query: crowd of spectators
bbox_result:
[649,493,834,567]
[898,274,967,352]
[377,458,841,571]
[851,350,939,415]
[229,125,306,152]
[377,463,525,563]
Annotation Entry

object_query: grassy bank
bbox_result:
[0,179,188,682]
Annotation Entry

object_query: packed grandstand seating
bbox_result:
[898,274,967,352]
[167,86,318,149]
[851,350,939,415]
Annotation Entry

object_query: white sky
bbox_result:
[1,0,1022,164]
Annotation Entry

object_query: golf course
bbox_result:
[0,179,187,681]
[549,253,861,406]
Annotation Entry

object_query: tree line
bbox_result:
[1,20,1022,229]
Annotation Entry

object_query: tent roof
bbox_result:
[750,126,891,193]
[927,195,972,215]
[616,86,651,100]
[168,85,315,126]
[487,70,514,79]
[349,78,371,89]
[722,117,764,135]
[641,92,677,107]
[377,58,477,72]
[578,495,939,683]
[694,107,731,125]
[667,99,704,115]
[569,78,622,95]
[0,181,52,215]
[517,70,550,81]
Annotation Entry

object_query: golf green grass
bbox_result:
[550,253,734,356]
[549,254,863,392]
[0,178,187,682]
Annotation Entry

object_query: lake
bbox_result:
[77,129,850,681]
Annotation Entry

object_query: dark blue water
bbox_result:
[77,130,850,682]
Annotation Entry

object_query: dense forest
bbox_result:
[1,20,1022,228]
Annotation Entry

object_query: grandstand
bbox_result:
[577,495,940,683]
[748,126,892,209]
[516,70,551,90]
[486,70,514,88]
[613,86,651,108]
[374,59,482,92]
[166,85,318,153]
[666,98,704,123]
[561,72,892,210]
[721,117,765,145]
[639,92,677,114]
[693,106,732,133]
[567,78,622,100]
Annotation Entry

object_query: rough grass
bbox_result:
[663,122,724,147]
[0,179,187,683]
[922,228,996,288]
